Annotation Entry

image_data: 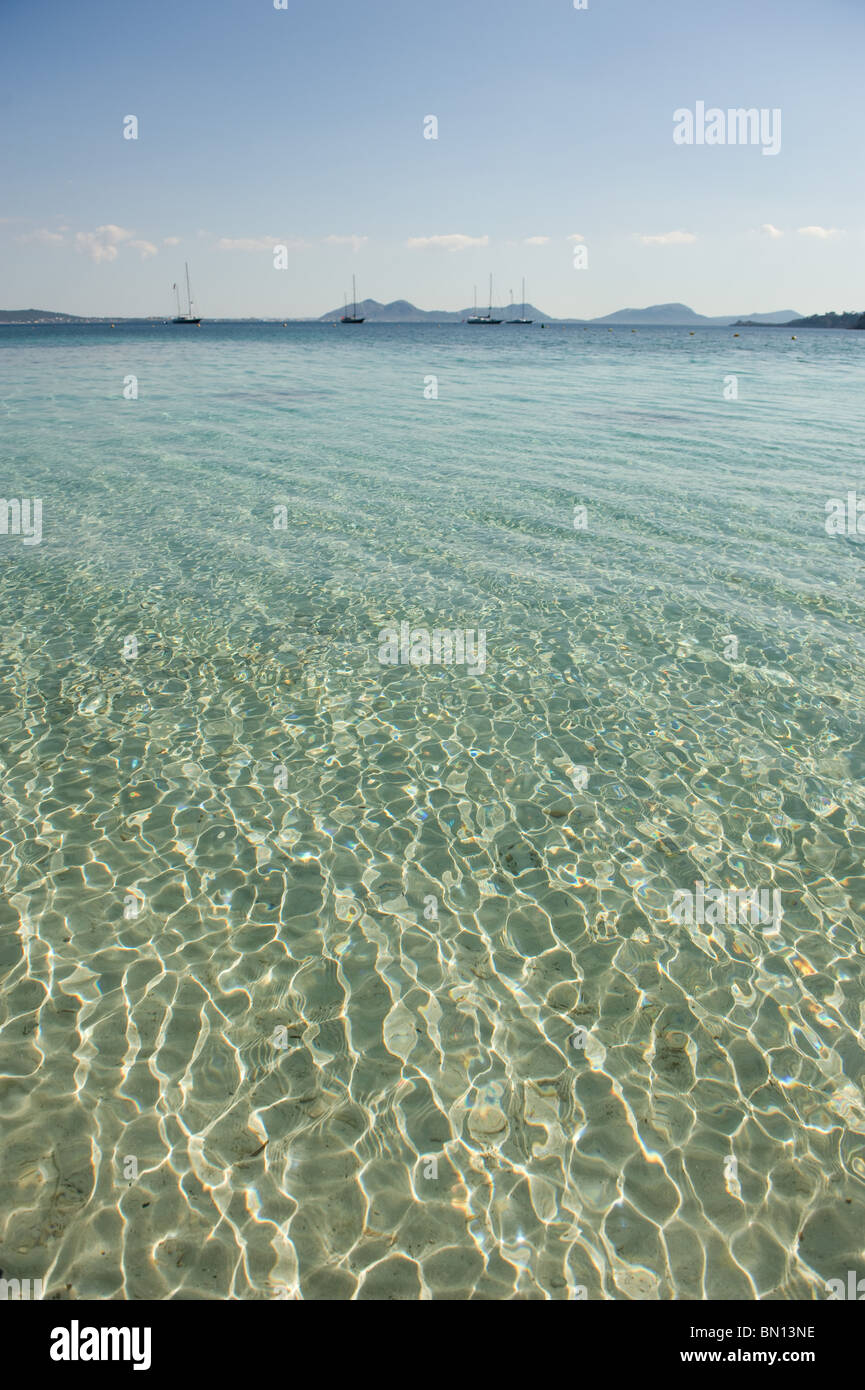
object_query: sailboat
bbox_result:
[507,278,533,325]
[171,263,201,324]
[468,275,502,325]
[341,275,364,324]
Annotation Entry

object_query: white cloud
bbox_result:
[18,228,65,246]
[129,239,158,259]
[216,236,278,252]
[75,225,133,262]
[324,234,368,251]
[637,230,696,246]
[163,236,181,246]
[567,233,586,244]
[216,234,368,253]
[96,225,131,243]
[524,235,550,245]
[405,233,490,251]
[798,225,843,239]
[759,224,784,239]
[216,236,307,252]
[79,241,118,262]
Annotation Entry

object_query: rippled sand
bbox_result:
[1,323,864,1299]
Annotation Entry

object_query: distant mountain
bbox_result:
[0,308,86,322]
[317,298,801,326]
[319,298,459,322]
[0,300,811,327]
[736,309,865,330]
[591,302,800,326]
[732,309,803,325]
[592,302,707,325]
[318,298,556,323]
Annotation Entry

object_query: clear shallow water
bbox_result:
[1,321,864,1300]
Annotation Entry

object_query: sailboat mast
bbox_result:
[522,278,526,318]
[173,282,181,316]
[185,263,193,316]
[489,274,493,316]
[352,274,357,317]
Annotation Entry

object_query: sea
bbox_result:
[1,320,864,1299]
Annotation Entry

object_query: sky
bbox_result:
[1,0,863,319]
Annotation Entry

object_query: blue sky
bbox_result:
[1,0,862,317]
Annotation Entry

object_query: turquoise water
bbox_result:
[1,321,864,1299]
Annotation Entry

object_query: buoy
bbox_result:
[689,331,695,336]
[791,335,797,340]
[734,333,739,337]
